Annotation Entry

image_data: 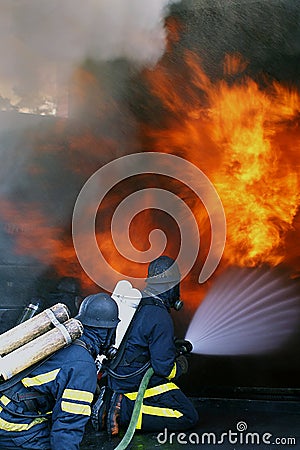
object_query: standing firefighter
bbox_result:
[100,256,198,435]
[0,293,120,450]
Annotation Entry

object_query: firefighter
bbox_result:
[0,293,120,450]
[103,256,199,435]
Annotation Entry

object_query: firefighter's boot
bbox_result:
[107,392,123,436]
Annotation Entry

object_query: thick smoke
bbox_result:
[0,0,181,240]
[1,0,299,109]
[0,0,180,108]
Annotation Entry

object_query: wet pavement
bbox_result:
[80,397,300,450]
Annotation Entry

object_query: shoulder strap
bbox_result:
[0,355,55,419]
[0,363,41,393]
[106,295,157,371]
[72,338,88,350]
[0,398,49,419]
[0,350,58,393]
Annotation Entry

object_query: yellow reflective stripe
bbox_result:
[61,401,91,416]
[62,388,93,404]
[0,395,11,413]
[141,404,183,418]
[0,395,11,406]
[136,408,143,430]
[167,362,177,380]
[144,383,179,398]
[22,369,60,387]
[0,417,47,432]
[125,383,179,401]
[135,404,183,429]
[125,392,138,401]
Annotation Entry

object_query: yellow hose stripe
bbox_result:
[0,417,47,432]
[62,389,93,404]
[22,369,60,387]
[61,401,91,416]
[167,363,177,380]
[125,383,179,401]
[141,404,183,418]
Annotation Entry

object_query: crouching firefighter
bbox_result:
[93,256,199,436]
[0,293,120,450]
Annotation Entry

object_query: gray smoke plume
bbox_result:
[0,0,180,109]
[0,0,181,224]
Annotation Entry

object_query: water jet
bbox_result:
[185,267,300,356]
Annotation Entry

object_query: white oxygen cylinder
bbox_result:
[111,280,142,348]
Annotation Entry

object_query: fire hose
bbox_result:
[112,339,192,450]
[113,366,154,450]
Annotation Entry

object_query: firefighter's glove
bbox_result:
[176,355,189,374]
[174,338,193,356]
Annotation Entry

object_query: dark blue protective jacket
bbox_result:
[0,341,97,450]
[107,295,183,393]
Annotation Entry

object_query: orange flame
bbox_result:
[143,52,300,270]
[0,199,94,291]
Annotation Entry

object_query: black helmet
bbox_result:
[75,293,120,328]
[146,256,183,311]
[146,255,181,284]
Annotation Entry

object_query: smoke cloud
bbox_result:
[0,0,180,109]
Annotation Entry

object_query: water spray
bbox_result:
[185,267,300,356]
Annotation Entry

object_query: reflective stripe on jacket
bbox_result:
[0,343,97,450]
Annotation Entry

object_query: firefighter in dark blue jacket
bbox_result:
[0,293,120,450]
[103,256,199,435]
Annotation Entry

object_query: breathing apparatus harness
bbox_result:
[0,355,54,419]
[104,287,185,380]
[0,339,91,420]
[102,293,160,380]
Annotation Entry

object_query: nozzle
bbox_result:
[173,299,184,311]
[174,338,193,355]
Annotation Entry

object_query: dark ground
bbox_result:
[80,396,300,450]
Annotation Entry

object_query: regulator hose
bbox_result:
[106,362,151,380]
[114,366,154,450]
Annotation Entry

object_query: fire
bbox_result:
[0,199,92,291]
[143,52,300,269]
[1,49,300,302]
